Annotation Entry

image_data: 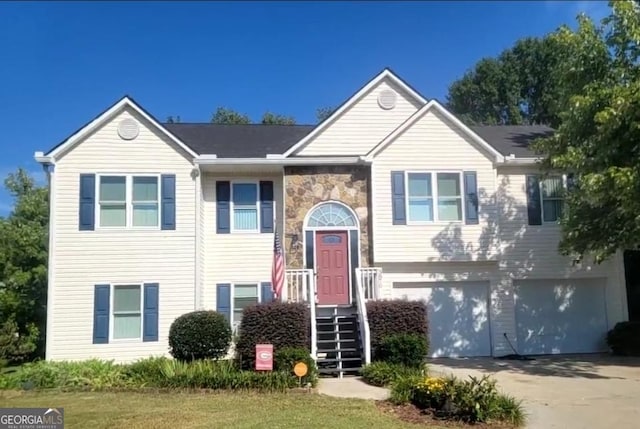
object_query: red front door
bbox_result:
[316,231,350,305]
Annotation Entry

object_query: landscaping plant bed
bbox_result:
[377,401,518,429]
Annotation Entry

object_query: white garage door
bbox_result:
[392,281,492,357]
[515,279,608,355]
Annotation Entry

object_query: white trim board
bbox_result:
[44,96,198,161]
[365,99,505,163]
[282,69,428,157]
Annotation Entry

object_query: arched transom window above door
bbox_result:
[306,202,357,228]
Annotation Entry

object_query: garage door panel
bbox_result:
[515,279,608,355]
[393,282,492,358]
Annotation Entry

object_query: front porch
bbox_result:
[283,267,383,377]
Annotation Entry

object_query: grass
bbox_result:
[0,390,436,429]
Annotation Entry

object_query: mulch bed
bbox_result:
[376,401,516,428]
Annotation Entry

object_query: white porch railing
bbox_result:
[358,267,382,301]
[354,268,372,365]
[284,269,317,361]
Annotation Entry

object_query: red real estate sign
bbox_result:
[255,344,273,371]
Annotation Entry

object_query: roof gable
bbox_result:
[46,96,198,160]
[283,68,427,157]
[366,100,505,162]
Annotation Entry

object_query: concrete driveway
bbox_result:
[429,354,640,429]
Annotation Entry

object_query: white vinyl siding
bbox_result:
[49,107,196,362]
[372,109,497,262]
[202,173,282,313]
[112,284,142,340]
[295,79,422,156]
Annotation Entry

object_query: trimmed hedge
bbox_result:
[607,321,640,356]
[236,302,310,369]
[377,334,428,368]
[366,300,428,358]
[169,311,232,361]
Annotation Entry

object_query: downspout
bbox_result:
[192,166,202,310]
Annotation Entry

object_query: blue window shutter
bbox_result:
[305,230,314,270]
[259,181,274,233]
[216,283,231,323]
[161,175,176,230]
[143,283,159,342]
[79,174,95,231]
[464,171,479,225]
[391,171,406,225]
[93,284,110,344]
[216,181,231,234]
[261,282,274,303]
[526,175,542,225]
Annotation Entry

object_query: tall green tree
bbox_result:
[261,112,296,125]
[0,169,48,365]
[535,1,640,262]
[211,107,251,124]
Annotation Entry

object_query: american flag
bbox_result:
[271,228,285,300]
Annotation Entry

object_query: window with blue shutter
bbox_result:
[143,283,159,342]
[259,181,274,233]
[216,182,231,233]
[216,283,231,323]
[463,171,479,225]
[79,174,96,230]
[526,175,542,225]
[93,284,110,344]
[161,175,176,230]
[391,171,406,225]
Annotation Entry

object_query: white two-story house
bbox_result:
[35,69,630,374]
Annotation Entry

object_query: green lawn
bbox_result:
[0,390,429,429]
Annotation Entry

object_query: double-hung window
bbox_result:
[541,176,564,222]
[436,173,463,221]
[112,284,142,340]
[406,172,463,222]
[98,175,160,228]
[407,173,434,221]
[233,284,259,327]
[232,183,259,231]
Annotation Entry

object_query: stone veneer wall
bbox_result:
[284,165,371,268]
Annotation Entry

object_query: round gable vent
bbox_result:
[117,118,139,140]
[377,89,397,110]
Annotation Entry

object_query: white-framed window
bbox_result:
[111,284,142,340]
[231,182,259,232]
[232,283,260,329]
[541,176,565,222]
[98,174,160,228]
[406,171,463,223]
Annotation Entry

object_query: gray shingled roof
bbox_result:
[163,123,315,157]
[471,125,554,158]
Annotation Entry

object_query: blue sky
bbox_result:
[0,0,610,215]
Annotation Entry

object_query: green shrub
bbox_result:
[124,356,172,385]
[360,361,424,387]
[0,319,39,366]
[169,311,232,361]
[388,374,422,405]
[376,334,427,368]
[366,300,428,358]
[395,374,525,426]
[607,321,640,356]
[236,302,309,369]
[274,347,317,387]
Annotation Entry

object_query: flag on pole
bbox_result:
[272,228,285,300]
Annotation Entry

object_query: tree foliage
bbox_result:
[316,106,335,123]
[534,1,640,262]
[261,112,296,125]
[0,168,48,364]
[211,107,251,124]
